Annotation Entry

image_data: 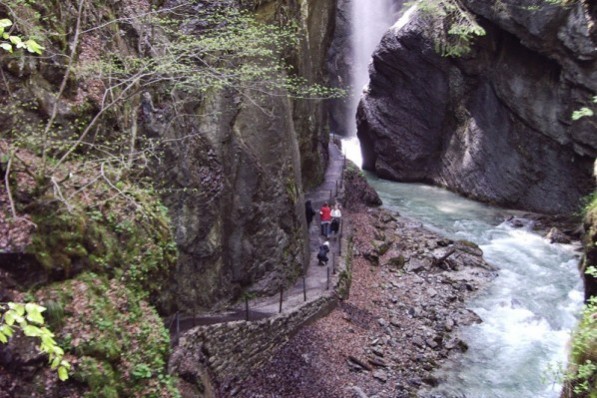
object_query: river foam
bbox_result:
[366,176,583,398]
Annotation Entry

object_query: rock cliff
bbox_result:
[155,0,337,312]
[0,0,337,314]
[357,0,596,214]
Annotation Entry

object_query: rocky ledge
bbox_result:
[237,206,497,398]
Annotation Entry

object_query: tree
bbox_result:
[1,2,342,210]
[408,0,486,57]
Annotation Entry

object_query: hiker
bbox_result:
[305,200,316,228]
[319,202,332,237]
[330,203,342,237]
[317,241,330,266]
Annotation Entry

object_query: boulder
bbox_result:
[357,3,595,215]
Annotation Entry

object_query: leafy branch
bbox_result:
[0,18,44,54]
[572,95,597,121]
[0,302,70,381]
[410,0,486,57]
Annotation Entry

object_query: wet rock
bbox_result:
[444,338,469,352]
[546,227,572,244]
[425,338,439,350]
[374,240,392,256]
[363,250,380,266]
[412,336,426,348]
[444,318,455,332]
[357,5,595,214]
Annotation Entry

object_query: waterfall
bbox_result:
[342,0,405,167]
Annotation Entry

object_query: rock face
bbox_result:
[152,0,338,312]
[357,0,596,214]
[0,0,337,313]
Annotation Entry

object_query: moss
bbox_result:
[457,239,479,249]
[27,186,177,303]
[42,274,180,398]
[74,357,120,398]
[387,255,406,269]
[336,237,354,300]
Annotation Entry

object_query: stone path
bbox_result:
[171,142,346,333]
[230,141,346,316]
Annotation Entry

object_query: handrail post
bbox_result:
[175,312,180,345]
[245,296,250,321]
[303,274,307,301]
[332,252,336,275]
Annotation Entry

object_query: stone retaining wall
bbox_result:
[169,235,352,398]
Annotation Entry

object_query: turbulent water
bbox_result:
[365,174,583,398]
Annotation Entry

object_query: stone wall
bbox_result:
[169,234,353,398]
[169,295,336,397]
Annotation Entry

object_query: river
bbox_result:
[341,0,584,393]
[362,172,583,398]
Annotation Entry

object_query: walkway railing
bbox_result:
[169,148,348,343]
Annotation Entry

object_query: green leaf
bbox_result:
[22,324,42,337]
[0,19,12,29]
[0,324,14,337]
[4,311,15,326]
[8,303,25,316]
[25,303,46,324]
[58,366,69,381]
[24,39,44,55]
[0,42,11,53]
[8,35,23,46]
[0,333,7,344]
[572,107,594,121]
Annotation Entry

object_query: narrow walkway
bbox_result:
[170,142,346,333]
[231,141,346,315]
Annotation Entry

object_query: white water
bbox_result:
[365,176,584,398]
[342,1,583,395]
[346,0,400,137]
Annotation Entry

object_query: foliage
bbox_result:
[0,18,44,53]
[24,171,178,301]
[584,191,597,217]
[51,274,180,397]
[0,302,70,380]
[565,296,597,396]
[0,1,341,396]
[1,1,344,213]
[410,0,486,57]
[572,96,597,121]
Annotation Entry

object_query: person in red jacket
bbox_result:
[319,202,332,238]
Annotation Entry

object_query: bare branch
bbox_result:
[40,0,86,177]
[4,151,17,219]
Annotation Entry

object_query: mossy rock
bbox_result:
[40,274,180,397]
[373,240,392,256]
[387,255,406,269]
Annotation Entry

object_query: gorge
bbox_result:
[0,0,595,397]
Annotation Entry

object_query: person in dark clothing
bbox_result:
[317,241,330,266]
[305,200,316,228]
